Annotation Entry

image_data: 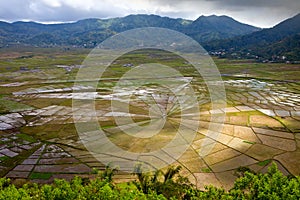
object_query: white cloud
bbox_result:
[41,0,62,8]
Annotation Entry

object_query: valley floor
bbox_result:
[0,48,299,189]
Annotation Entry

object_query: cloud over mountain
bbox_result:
[0,0,299,27]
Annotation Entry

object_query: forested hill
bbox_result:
[205,13,300,61]
[1,13,299,61]
[0,14,260,48]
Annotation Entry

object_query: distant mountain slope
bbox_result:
[0,14,260,48]
[205,13,300,61]
[186,15,260,43]
[109,14,188,32]
[0,19,116,47]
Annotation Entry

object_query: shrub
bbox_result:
[0,163,299,200]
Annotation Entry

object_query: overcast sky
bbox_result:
[0,0,299,28]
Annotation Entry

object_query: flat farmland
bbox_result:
[0,47,299,189]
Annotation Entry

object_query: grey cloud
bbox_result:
[204,0,300,27]
[206,0,283,7]
[150,0,300,27]
[0,0,299,27]
[0,0,32,21]
[153,0,299,8]
[0,0,125,22]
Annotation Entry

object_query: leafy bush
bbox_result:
[231,163,300,199]
[0,163,299,200]
[133,164,195,199]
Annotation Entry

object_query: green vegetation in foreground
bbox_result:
[0,163,299,200]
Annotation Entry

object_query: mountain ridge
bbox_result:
[0,14,260,48]
[1,13,298,61]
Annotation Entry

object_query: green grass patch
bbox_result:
[258,159,272,166]
[16,133,37,143]
[243,140,256,145]
[201,168,212,173]
[29,172,52,180]
[0,156,9,162]
[0,97,33,114]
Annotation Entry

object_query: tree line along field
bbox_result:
[0,164,299,200]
